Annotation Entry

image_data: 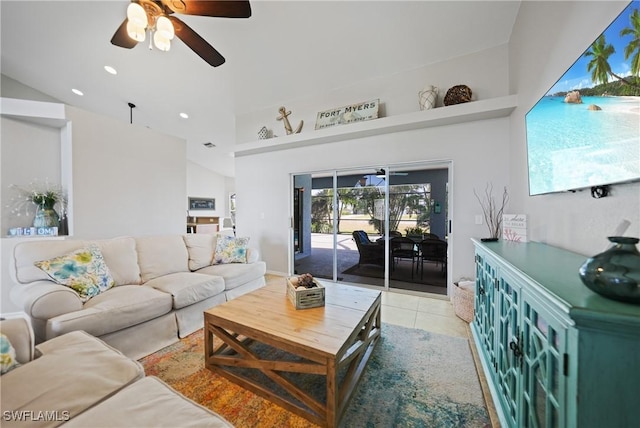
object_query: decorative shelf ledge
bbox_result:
[234,95,518,157]
[0,97,67,128]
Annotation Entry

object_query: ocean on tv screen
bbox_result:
[526,95,640,195]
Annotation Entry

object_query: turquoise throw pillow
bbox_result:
[214,235,249,264]
[0,334,19,374]
[34,245,115,302]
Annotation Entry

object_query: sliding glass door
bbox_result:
[292,162,450,295]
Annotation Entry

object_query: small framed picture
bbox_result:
[188,197,215,210]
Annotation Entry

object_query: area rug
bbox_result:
[140,323,489,428]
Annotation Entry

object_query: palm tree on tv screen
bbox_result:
[620,8,640,77]
[584,5,640,89]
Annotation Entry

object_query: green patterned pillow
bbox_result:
[214,235,249,264]
[1,334,19,374]
[34,245,115,302]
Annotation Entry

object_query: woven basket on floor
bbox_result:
[452,281,475,323]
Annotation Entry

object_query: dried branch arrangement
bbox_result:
[474,184,509,239]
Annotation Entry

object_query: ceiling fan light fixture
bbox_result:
[153,32,171,51]
[126,2,147,28]
[126,20,146,42]
[156,16,174,40]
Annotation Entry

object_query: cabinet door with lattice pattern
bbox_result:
[520,291,568,428]
[473,250,498,370]
[495,269,522,427]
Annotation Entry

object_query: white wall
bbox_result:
[236,117,511,286]
[509,0,640,256]
[65,105,186,238]
[1,101,187,313]
[234,44,511,291]
[186,160,228,218]
[236,44,510,143]
[1,74,59,103]
[1,116,61,232]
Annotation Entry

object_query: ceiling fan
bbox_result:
[110,0,251,67]
[375,168,409,177]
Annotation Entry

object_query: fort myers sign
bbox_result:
[314,99,379,130]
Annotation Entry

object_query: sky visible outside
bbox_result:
[548,0,638,94]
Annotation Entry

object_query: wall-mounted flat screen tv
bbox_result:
[526,0,640,196]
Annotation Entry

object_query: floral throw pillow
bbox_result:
[214,235,249,264]
[1,334,20,375]
[34,245,115,302]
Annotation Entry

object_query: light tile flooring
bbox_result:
[380,290,469,338]
[268,273,470,338]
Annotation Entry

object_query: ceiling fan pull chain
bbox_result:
[148,29,153,50]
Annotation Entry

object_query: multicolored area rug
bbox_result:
[140,323,490,428]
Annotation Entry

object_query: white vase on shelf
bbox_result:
[419,85,439,110]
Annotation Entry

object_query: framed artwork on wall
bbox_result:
[188,197,215,210]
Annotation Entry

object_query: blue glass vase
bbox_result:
[33,205,59,228]
[579,236,640,304]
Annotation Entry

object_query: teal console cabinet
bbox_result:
[471,239,640,428]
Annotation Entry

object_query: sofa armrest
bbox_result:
[0,316,35,364]
[10,281,83,320]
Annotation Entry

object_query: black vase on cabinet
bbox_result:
[579,236,640,304]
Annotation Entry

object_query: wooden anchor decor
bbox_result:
[276,106,303,135]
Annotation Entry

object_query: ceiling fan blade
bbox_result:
[169,16,225,67]
[376,168,409,176]
[111,18,138,49]
[161,0,251,18]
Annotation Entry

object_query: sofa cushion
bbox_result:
[197,261,267,291]
[1,331,144,428]
[145,272,225,309]
[94,236,141,285]
[183,234,216,271]
[62,376,234,428]
[46,285,173,338]
[214,235,250,264]
[34,245,115,302]
[136,235,189,283]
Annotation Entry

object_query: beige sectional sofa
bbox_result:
[9,233,266,359]
[0,316,231,427]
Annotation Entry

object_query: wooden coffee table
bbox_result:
[204,281,381,427]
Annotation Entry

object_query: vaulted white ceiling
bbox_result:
[1,1,520,176]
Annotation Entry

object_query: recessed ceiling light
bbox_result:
[180,112,189,119]
[104,65,117,75]
[71,88,84,96]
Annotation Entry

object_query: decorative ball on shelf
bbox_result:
[443,85,473,106]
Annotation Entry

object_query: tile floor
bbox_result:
[268,274,469,338]
[380,290,470,338]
